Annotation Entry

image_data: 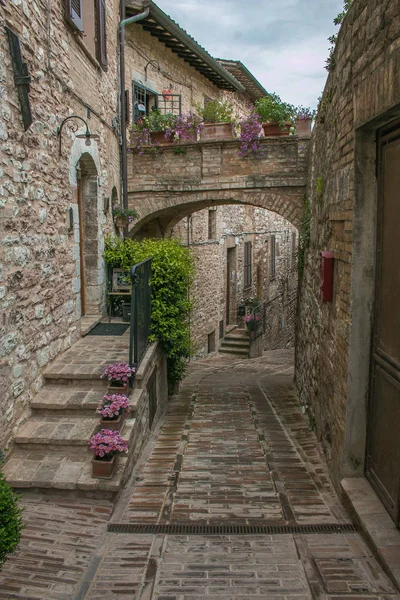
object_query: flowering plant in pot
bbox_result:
[255,94,294,136]
[238,110,264,158]
[96,393,130,431]
[293,105,315,135]
[197,100,235,140]
[244,313,261,331]
[112,205,138,229]
[165,112,203,143]
[89,429,128,479]
[142,109,177,145]
[101,363,135,392]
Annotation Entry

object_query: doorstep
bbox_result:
[341,477,400,590]
[80,314,102,336]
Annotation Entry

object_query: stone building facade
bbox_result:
[172,206,298,358]
[0,0,270,450]
[0,0,124,450]
[295,0,400,523]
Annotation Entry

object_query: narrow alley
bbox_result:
[1,351,398,600]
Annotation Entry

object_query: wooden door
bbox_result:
[366,125,400,526]
[77,181,86,316]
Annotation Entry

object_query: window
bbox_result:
[65,0,107,70]
[244,241,252,289]
[132,82,157,123]
[208,209,217,240]
[270,235,276,279]
[291,232,297,267]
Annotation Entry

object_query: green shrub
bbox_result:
[255,94,294,129]
[197,100,234,124]
[0,461,24,567]
[104,237,195,385]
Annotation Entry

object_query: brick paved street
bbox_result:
[1,350,399,599]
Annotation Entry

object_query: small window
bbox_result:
[244,241,252,289]
[270,235,276,279]
[208,331,216,354]
[208,209,217,240]
[132,82,157,123]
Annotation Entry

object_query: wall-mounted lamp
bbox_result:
[144,59,160,81]
[57,115,99,156]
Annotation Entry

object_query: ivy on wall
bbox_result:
[326,0,353,72]
[104,237,195,386]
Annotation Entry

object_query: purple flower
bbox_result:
[101,363,135,383]
[89,429,128,457]
[96,393,130,419]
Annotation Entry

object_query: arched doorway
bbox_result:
[76,153,101,317]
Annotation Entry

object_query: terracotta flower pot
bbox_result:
[92,455,117,479]
[150,131,173,145]
[200,122,233,141]
[177,131,198,143]
[262,123,291,137]
[115,215,129,229]
[107,382,128,393]
[99,411,125,431]
[295,118,312,136]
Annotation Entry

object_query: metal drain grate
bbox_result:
[107,522,358,535]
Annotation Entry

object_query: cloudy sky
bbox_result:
[155,0,344,108]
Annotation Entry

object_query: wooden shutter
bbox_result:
[244,241,252,289]
[66,0,83,31]
[5,27,32,131]
[96,0,108,70]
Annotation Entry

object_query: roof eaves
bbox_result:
[126,1,245,92]
[217,59,268,98]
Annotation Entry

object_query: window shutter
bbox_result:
[96,0,108,70]
[124,90,130,126]
[65,0,83,31]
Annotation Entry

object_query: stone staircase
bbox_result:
[2,335,146,500]
[219,328,250,358]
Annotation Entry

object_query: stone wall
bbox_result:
[295,0,400,487]
[172,205,298,358]
[0,0,121,449]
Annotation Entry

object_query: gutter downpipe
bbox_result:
[119,2,150,223]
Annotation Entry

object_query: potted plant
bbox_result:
[165,112,203,143]
[141,109,177,145]
[197,100,235,140]
[101,362,135,392]
[294,105,315,135]
[112,205,138,229]
[255,94,294,136]
[89,429,128,479]
[244,313,261,332]
[96,393,130,431]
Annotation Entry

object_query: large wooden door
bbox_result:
[366,125,400,526]
[77,181,86,316]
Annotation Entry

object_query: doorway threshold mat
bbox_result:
[88,323,130,336]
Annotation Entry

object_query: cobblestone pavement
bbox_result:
[1,350,399,599]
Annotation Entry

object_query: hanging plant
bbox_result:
[238,110,264,158]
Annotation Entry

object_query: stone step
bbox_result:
[30,385,141,416]
[224,332,250,342]
[219,347,249,357]
[14,415,101,451]
[3,417,138,499]
[221,340,250,349]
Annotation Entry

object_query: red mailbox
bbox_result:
[320,251,334,303]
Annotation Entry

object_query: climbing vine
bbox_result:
[326,0,353,72]
[298,198,311,278]
[104,237,195,386]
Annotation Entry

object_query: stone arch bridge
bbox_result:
[127,136,310,237]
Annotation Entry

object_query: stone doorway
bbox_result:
[226,246,237,326]
[76,154,101,317]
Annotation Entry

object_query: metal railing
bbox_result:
[247,289,297,349]
[129,258,153,370]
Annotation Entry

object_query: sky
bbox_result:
[155,0,344,109]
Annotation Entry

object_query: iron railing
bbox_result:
[247,289,297,349]
[129,258,153,370]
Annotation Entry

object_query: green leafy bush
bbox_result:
[140,108,177,132]
[197,100,234,124]
[255,94,294,129]
[0,459,24,567]
[104,237,194,385]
